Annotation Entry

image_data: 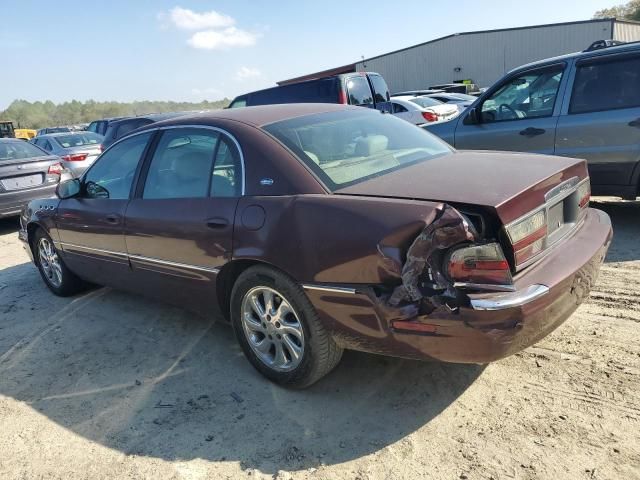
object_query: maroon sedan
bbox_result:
[19,104,612,388]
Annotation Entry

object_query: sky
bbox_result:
[0,0,621,109]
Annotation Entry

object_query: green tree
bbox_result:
[0,98,230,129]
[594,0,640,20]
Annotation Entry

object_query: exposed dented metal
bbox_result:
[387,203,477,310]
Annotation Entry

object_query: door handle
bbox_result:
[206,218,229,229]
[519,127,546,137]
[105,214,120,225]
[628,118,640,128]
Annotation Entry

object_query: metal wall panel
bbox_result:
[356,21,617,92]
[613,21,640,42]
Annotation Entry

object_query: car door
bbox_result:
[55,131,154,285]
[555,52,640,196]
[454,64,566,154]
[124,126,242,313]
[367,73,393,113]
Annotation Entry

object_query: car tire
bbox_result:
[231,265,343,388]
[33,228,86,297]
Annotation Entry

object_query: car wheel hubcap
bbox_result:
[240,286,304,372]
[38,238,62,288]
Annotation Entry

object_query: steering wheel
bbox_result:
[498,103,518,119]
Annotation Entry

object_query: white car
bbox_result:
[390,96,459,126]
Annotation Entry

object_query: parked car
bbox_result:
[36,127,71,137]
[425,40,640,199]
[86,117,126,136]
[391,89,445,97]
[424,92,477,113]
[229,72,392,113]
[101,113,190,149]
[20,104,611,387]
[0,139,68,218]
[391,95,459,125]
[15,128,37,141]
[430,83,480,95]
[0,121,15,138]
[31,132,103,177]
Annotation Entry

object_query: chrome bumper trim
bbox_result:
[469,284,549,311]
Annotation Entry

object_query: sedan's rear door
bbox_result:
[123,126,242,314]
[555,52,640,196]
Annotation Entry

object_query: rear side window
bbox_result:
[87,122,98,133]
[229,96,247,108]
[392,102,408,113]
[346,76,373,106]
[570,55,640,114]
[369,75,390,103]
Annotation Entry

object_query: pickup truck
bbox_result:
[425,40,640,200]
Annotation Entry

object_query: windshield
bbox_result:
[54,132,103,148]
[0,141,48,161]
[264,110,452,190]
[409,97,443,108]
[46,127,71,134]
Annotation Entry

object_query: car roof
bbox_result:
[140,103,365,129]
[509,40,640,73]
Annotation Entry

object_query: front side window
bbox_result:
[570,55,640,114]
[116,119,150,139]
[87,122,98,133]
[346,76,373,106]
[264,110,452,190]
[481,66,564,123]
[143,128,239,199]
[83,132,152,199]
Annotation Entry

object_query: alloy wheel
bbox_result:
[38,237,62,288]
[240,286,305,372]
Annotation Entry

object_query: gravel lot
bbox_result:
[0,198,638,480]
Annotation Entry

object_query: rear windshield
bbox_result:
[248,78,339,106]
[409,97,443,108]
[54,132,103,148]
[264,110,452,190]
[0,141,48,161]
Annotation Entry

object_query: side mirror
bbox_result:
[463,107,480,125]
[56,178,81,199]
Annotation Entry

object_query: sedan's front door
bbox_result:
[454,64,566,154]
[124,127,243,314]
[55,131,154,286]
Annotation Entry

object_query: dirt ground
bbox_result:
[0,198,638,480]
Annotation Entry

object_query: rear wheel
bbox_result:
[33,229,86,296]
[231,266,343,388]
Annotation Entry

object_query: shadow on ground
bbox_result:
[0,262,483,474]
[0,217,20,235]
[590,198,640,263]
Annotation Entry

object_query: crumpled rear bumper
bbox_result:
[305,208,612,363]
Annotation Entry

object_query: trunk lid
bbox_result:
[0,155,60,192]
[334,150,589,224]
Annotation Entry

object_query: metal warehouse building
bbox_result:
[280,19,640,92]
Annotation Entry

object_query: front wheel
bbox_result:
[33,229,86,296]
[231,266,343,388]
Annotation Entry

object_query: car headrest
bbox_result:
[355,135,389,157]
[211,174,235,197]
[172,151,211,182]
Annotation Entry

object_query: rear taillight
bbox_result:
[577,181,591,208]
[422,111,438,122]
[505,210,547,266]
[48,163,64,175]
[60,153,88,162]
[338,90,348,104]
[447,243,513,287]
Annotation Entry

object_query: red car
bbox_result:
[19,104,612,388]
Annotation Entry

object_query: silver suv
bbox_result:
[426,41,640,199]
